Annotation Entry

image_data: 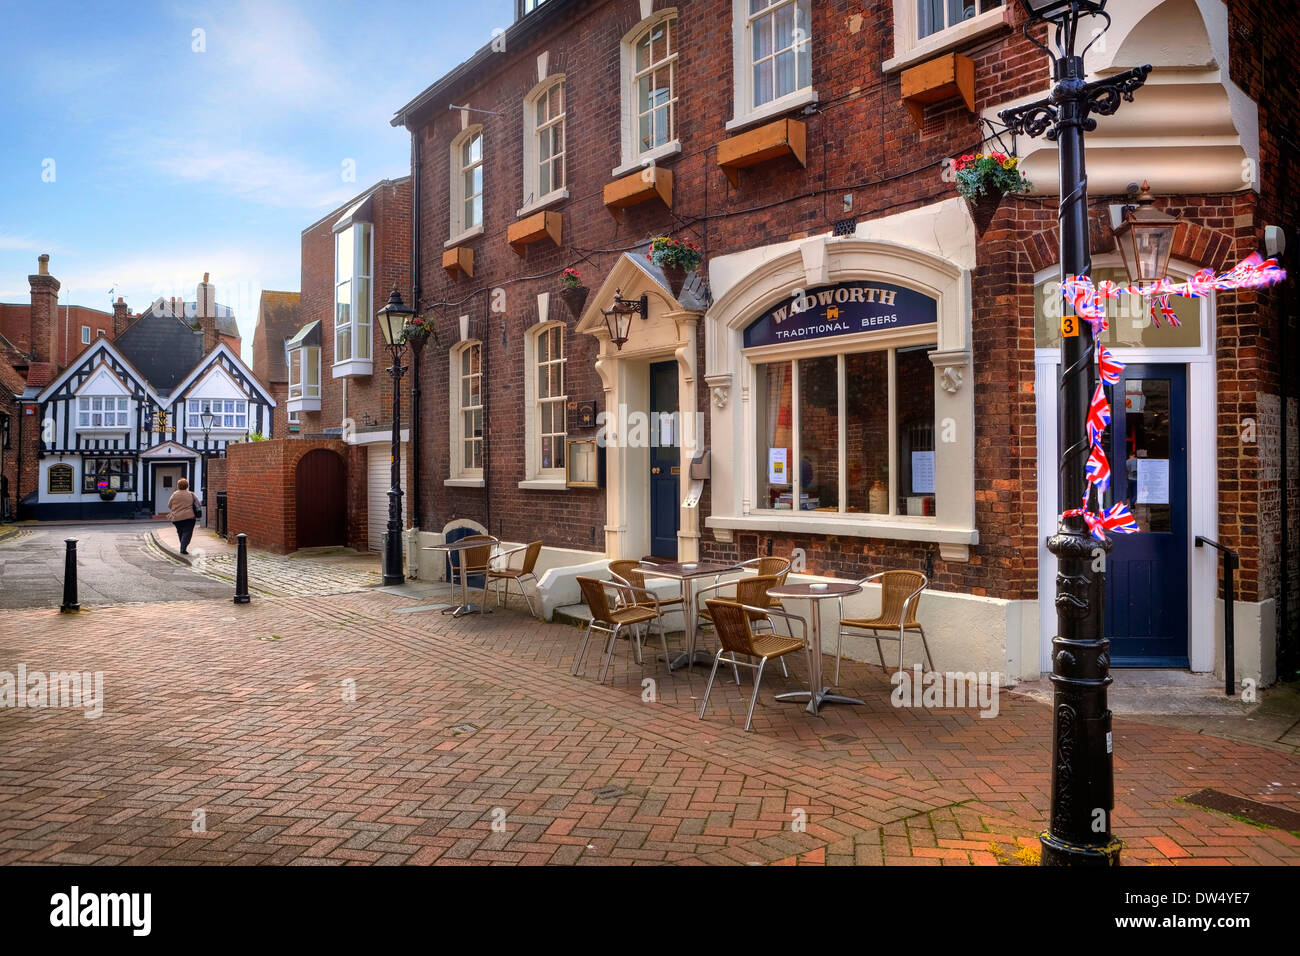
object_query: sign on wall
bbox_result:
[743,281,937,348]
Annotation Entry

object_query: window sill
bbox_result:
[286,396,322,413]
[518,477,568,491]
[516,189,569,219]
[707,512,978,545]
[725,88,818,134]
[445,477,485,488]
[445,224,484,249]
[882,9,1010,74]
[611,141,682,179]
[331,359,374,379]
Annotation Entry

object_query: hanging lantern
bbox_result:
[1112,182,1180,285]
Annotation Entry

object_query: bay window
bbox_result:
[333,222,373,377]
[754,344,936,517]
[77,396,131,429]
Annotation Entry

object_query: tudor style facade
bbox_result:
[24,275,275,520]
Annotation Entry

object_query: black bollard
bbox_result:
[59,538,80,613]
[233,533,251,605]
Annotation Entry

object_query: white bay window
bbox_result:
[333,222,373,377]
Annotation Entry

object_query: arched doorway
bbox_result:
[295,449,346,549]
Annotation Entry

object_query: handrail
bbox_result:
[1195,536,1240,697]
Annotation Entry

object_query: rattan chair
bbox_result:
[452,534,496,612]
[489,540,543,616]
[698,599,809,732]
[835,571,932,683]
[609,559,684,611]
[695,574,783,682]
[572,576,671,684]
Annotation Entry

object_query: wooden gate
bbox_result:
[295,449,346,549]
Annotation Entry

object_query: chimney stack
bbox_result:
[28,253,60,367]
[112,297,132,337]
[196,272,218,353]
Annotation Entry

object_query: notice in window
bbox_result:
[767,447,789,486]
[1136,458,1170,504]
[910,451,935,495]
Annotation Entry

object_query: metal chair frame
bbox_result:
[835,571,932,683]
[697,600,810,732]
[572,577,673,685]
[489,540,543,616]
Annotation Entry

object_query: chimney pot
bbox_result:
[38,254,49,276]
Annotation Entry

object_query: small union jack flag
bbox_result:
[1086,384,1111,446]
[1102,502,1139,534]
[1085,442,1112,492]
[1097,345,1125,385]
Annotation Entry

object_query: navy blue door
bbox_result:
[649,361,679,559]
[1105,364,1188,666]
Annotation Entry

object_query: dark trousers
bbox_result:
[174,518,196,553]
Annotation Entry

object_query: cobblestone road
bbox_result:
[181,547,384,597]
[1,587,1297,865]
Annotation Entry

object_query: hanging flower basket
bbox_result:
[953,152,1031,237]
[399,316,432,352]
[648,237,702,298]
[97,479,117,501]
[559,268,589,319]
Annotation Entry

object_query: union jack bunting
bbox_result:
[1085,442,1112,492]
[1102,502,1139,534]
[1086,384,1111,446]
[1097,345,1125,385]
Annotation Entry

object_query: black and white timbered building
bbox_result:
[28,311,275,520]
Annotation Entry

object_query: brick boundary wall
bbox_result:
[225,438,353,554]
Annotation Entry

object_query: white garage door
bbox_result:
[367,444,408,552]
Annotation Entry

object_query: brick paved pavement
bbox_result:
[0,588,1297,865]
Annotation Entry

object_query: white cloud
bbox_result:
[0,233,64,254]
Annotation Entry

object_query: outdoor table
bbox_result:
[768,581,865,715]
[423,536,499,618]
[640,559,742,670]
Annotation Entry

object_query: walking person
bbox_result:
[168,478,200,555]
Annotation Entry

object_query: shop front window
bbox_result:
[82,457,135,493]
[754,344,935,517]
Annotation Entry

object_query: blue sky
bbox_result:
[0,0,513,358]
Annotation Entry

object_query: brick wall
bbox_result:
[395,0,1298,615]
[224,438,354,554]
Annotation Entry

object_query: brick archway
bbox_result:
[295,448,347,549]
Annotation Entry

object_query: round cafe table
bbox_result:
[767,581,864,715]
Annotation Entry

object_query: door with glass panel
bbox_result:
[649,360,680,559]
[1104,364,1189,666]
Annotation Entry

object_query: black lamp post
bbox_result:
[376,287,414,586]
[200,409,215,519]
[999,0,1151,867]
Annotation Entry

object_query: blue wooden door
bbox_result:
[1105,364,1189,666]
[649,360,680,559]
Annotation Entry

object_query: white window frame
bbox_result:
[332,222,373,378]
[449,125,485,245]
[883,0,1008,73]
[728,0,816,133]
[447,340,485,486]
[519,77,569,217]
[749,341,938,520]
[187,398,249,432]
[520,321,568,488]
[81,326,91,345]
[615,11,681,177]
[76,395,131,430]
[287,345,322,410]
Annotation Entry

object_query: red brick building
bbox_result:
[236,179,414,554]
[382,0,1298,686]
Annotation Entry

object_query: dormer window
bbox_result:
[77,396,130,429]
[517,0,550,17]
[188,399,247,431]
